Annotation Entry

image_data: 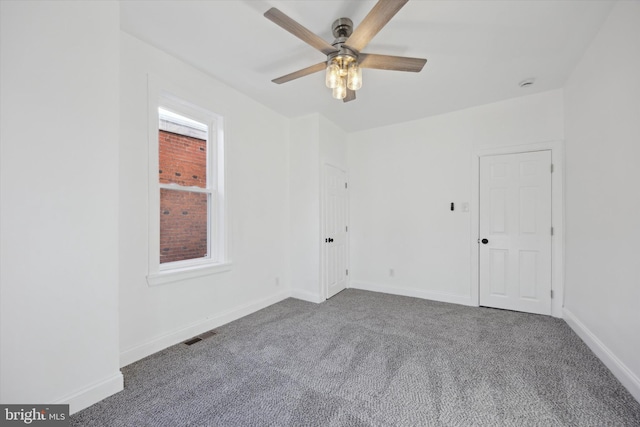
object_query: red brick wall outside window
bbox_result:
[159,130,208,264]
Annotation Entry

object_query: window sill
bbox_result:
[147,262,232,286]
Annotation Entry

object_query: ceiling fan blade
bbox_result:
[272,62,327,84]
[344,0,409,52]
[264,8,338,56]
[358,53,427,72]
[343,89,356,103]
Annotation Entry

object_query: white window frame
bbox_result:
[147,79,230,286]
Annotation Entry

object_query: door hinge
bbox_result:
[346,269,349,276]
[551,164,554,173]
[551,290,554,299]
[551,227,554,236]
[345,182,348,189]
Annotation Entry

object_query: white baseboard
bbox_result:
[120,290,290,367]
[55,371,124,415]
[350,281,473,306]
[564,308,640,403]
[290,288,324,303]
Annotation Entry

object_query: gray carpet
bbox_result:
[71,289,640,426]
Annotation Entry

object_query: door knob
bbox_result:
[328,238,334,242]
[481,238,489,244]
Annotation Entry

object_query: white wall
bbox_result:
[319,115,348,172]
[563,0,640,401]
[0,1,122,412]
[119,33,290,365]
[289,115,321,302]
[348,90,564,305]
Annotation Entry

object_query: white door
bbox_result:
[479,151,552,315]
[323,164,348,299]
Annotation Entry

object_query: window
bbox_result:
[147,92,228,286]
[158,108,209,265]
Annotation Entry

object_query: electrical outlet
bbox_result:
[389,268,395,277]
[275,277,280,286]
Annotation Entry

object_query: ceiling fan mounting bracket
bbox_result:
[331,17,353,39]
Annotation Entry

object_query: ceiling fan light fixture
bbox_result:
[347,62,362,91]
[327,55,361,95]
[332,77,347,99]
[338,58,350,77]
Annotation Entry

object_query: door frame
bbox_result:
[320,163,349,300]
[471,141,565,318]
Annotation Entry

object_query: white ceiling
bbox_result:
[120,0,614,132]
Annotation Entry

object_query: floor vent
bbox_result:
[199,330,217,340]
[184,329,217,346]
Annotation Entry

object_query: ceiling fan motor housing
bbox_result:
[329,18,358,64]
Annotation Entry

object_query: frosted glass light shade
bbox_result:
[347,62,362,91]
[325,62,340,89]
[338,63,348,77]
[332,77,346,99]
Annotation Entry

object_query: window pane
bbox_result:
[160,189,208,264]
[158,112,207,188]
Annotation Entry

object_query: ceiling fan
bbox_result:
[264,0,427,103]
